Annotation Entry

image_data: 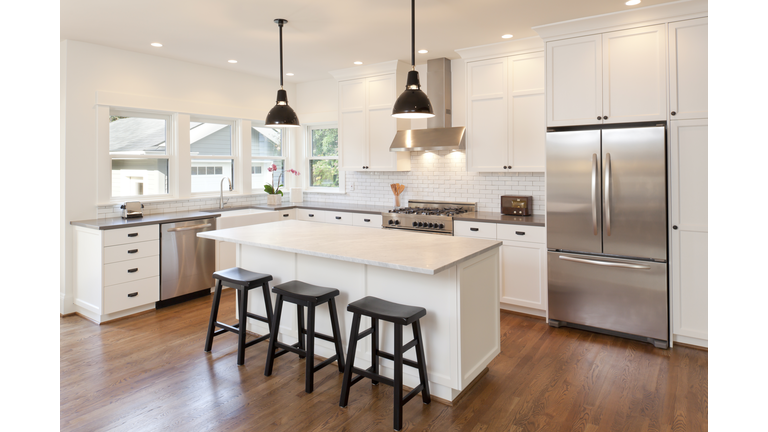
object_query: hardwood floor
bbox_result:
[60,290,708,431]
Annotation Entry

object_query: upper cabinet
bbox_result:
[546,24,667,126]
[332,61,411,172]
[466,51,546,172]
[668,17,708,120]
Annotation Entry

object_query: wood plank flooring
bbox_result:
[60,290,708,431]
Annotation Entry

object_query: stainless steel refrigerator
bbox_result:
[546,124,669,348]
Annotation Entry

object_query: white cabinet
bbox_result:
[669,17,708,120]
[547,25,667,126]
[352,213,383,228]
[297,208,328,222]
[669,119,708,346]
[215,210,281,271]
[73,224,160,323]
[466,52,546,172]
[326,210,353,225]
[334,61,411,172]
[455,221,547,316]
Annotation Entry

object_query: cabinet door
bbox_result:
[669,18,708,120]
[467,57,508,172]
[670,120,708,343]
[546,35,602,127]
[500,242,547,311]
[508,52,546,171]
[338,79,366,171]
[602,25,667,123]
[366,74,400,171]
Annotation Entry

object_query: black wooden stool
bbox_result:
[204,267,274,366]
[339,296,431,431]
[264,280,346,393]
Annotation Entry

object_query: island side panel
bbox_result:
[458,248,501,388]
[366,264,459,401]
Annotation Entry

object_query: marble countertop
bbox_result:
[198,220,502,275]
[70,211,221,230]
[454,212,545,227]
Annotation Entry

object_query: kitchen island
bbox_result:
[198,220,502,403]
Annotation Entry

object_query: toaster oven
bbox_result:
[501,195,532,216]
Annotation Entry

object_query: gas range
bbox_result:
[382,200,477,235]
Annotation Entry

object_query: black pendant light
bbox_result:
[265,19,300,128]
[392,0,434,119]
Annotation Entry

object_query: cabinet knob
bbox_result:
[503,166,508,169]
[673,225,678,230]
[671,111,677,116]
[603,116,608,120]
[597,116,602,120]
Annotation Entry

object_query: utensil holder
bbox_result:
[394,195,401,208]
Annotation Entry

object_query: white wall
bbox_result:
[60,40,294,313]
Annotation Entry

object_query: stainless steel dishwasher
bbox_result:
[157,217,216,308]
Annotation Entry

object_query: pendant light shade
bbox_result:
[392,0,434,119]
[265,19,300,128]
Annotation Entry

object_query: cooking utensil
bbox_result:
[391,183,405,207]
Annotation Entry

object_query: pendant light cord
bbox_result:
[411,0,415,70]
[278,21,284,88]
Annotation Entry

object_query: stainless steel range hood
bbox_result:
[390,58,466,152]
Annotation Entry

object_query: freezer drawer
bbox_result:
[548,251,668,341]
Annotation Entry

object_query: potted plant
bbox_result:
[264,164,300,205]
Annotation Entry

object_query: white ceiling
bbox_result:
[61,0,679,83]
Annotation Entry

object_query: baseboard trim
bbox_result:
[673,341,708,352]
[60,312,77,318]
[500,308,546,321]
[68,309,156,325]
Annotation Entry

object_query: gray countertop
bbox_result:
[70,211,221,230]
[249,201,391,215]
[454,212,545,227]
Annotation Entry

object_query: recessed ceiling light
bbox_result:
[354,61,363,65]
[418,49,428,54]
[625,0,641,5]
[228,60,237,64]
[502,34,513,39]
[150,43,163,47]
[286,73,294,76]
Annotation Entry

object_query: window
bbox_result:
[251,125,285,192]
[190,119,234,193]
[109,111,170,198]
[307,125,339,189]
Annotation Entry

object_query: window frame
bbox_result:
[305,123,343,193]
[189,117,237,196]
[250,121,287,193]
[108,109,173,200]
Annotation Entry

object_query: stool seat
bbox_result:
[347,296,426,325]
[212,268,272,288]
[272,280,340,304]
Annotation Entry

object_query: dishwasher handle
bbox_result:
[167,223,211,232]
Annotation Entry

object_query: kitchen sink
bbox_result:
[210,208,273,217]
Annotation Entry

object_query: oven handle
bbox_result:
[167,223,212,232]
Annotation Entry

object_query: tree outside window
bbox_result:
[308,126,339,188]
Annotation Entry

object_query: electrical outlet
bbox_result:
[349,182,355,191]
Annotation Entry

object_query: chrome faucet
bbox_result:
[220,177,232,209]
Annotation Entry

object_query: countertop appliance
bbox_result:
[546,123,669,349]
[382,200,476,235]
[121,201,144,218]
[158,218,216,308]
[500,196,532,216]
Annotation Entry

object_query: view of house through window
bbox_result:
[309,126,339,188]
[251,126,284,192]
[109,113,170,197]
[190,120,234,193]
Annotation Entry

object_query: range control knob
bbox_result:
[388,220,394,225]
[438,223,445,229]
[394,220,400,225]
[417,222,423,227]
[412,222,418,227]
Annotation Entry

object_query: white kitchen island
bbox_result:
[198,220,502,403]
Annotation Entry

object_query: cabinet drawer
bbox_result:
[104,240,159,264]
[103,225,159,247]
[326,211,354,225]
[353,213,383,228]
[297,209,328,222]
[497,225,545,244]
[104,256,159,286]
[277,209,296,220]
[103,276,159,315]
[454,221,497,240]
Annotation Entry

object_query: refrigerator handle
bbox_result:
[604,152,612,236]
[558,255,651,270]
[591,153,598,235]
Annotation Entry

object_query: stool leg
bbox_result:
[264,294,284,376]
[412,320,431,404]
[371,318,379,385]
[262,282,274,334]
[393,323,404,431]
[204,280,223,352]
[297,304,306,359]
[328,298,345,373]
[237,288,249,366]
[305,304,316,393]
[339,312,361,408]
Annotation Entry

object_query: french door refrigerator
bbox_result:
[546,124,669,348]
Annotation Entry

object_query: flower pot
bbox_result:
[267,194,282,205]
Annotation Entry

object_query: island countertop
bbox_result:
[198,220,501,275]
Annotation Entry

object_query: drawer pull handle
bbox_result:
[283,214,289,217]
[127,268,138,273]
[364,219,370,222]
[336,216,342,220]
[515,231,525,236]
[127,292,138,297]
[127,249,138,254]
[128,233,139,237]
[309,214,314,217]
[470,228,479,232]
